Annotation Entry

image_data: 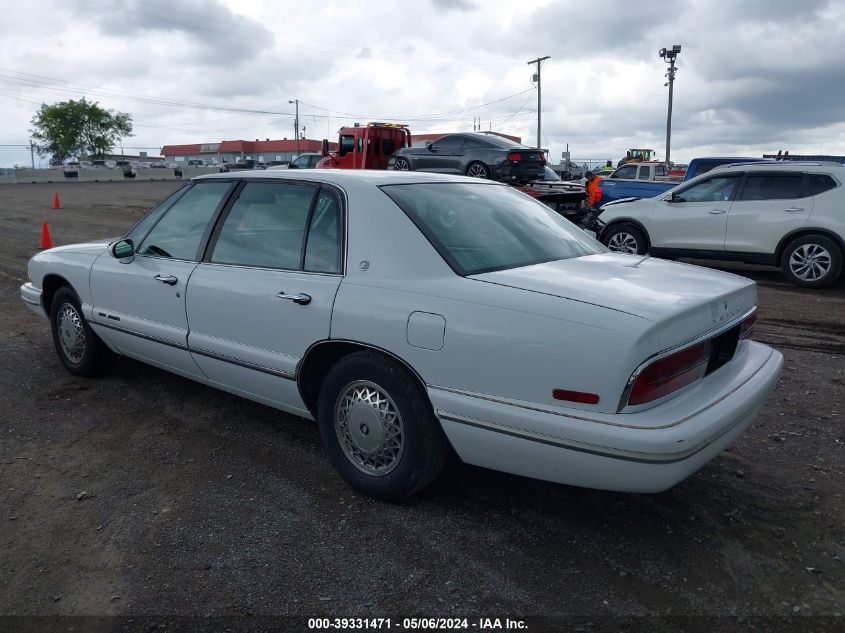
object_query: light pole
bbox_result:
[289,99,300,155]
[659,44,681,165]
[527,56,550,150]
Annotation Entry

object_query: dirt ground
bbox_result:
[0,182,843,631]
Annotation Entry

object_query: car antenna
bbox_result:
[627,254,651,268]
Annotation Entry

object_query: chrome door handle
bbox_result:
[784,207,804,213]
[276,292,312,305]
[154,274,178,286]
[708,209,728,215]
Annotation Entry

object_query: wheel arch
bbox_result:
[599,217,651,248]
[40,273,75,316]
[775,227,845,265]
[296,339,429,418]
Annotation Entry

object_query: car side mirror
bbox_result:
[288,162,298,169]
[427,142,436,152]
[321,139,329,157]
[664,191,675,202]
[111,239,134,262]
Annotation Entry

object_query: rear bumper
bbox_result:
[491,161,545,182]
[430,341,782,493]
[20,282,46,318]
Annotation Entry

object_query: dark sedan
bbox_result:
[390,132,545,184]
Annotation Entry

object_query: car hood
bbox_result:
[42,239,114,255]
[470,253,757,350]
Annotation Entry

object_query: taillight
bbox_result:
[626,341,710,406]
[739,309,757,340]
[507,152,522,162]
[538,152,546,163]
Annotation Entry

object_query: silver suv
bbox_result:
[595,162,845,288]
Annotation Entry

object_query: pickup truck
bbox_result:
[597,156,773,207]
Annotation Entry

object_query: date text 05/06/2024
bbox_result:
[307,617,528,630]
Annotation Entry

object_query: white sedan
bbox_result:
[20,170,783,500]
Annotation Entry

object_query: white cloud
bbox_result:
[1,0,844,167]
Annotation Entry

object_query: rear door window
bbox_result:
[210,182,318,270]
[637,167,650,180]
[808,173,838,196]
[738,174,804,200]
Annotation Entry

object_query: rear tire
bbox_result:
[50,286,114,377]
[602,224,649,255]
[466,162,490,179]
[781,235,842,288]
[393,157,411,171]
[317,351,448,501]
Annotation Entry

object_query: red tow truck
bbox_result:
[317,121,586,221]
[317,122,411,170]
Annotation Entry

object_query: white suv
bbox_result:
[595,162,845,288]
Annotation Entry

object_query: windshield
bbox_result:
[381,183,603,275]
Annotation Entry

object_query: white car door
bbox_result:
[89,180,235,377]
[725,171,812,255]
[185,181,343,415]
[649,172,742,251]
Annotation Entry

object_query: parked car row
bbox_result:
[591,161,845,288]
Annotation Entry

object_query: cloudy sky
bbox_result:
[2,0,845,168]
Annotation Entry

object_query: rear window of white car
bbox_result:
[382,183,603,275]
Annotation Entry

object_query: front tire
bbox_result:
[50,286,114,377]
[466,162,490,179]
[602,224,649,255]
[393,157,411,171]
[781,235,843,288]
[317,351,448,501]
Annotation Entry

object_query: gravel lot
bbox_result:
[0,182,843,631]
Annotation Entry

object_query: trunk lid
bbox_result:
[470,253,757,351]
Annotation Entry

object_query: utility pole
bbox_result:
[29,140,35,169]
[527,56,550,149]
[289,99,300,155]
[659,45,681,165]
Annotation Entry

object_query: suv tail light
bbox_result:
[507,152,522,162]
[626,341,710,406]
[538,152,546,163]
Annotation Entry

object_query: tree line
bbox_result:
[30,98,133,164]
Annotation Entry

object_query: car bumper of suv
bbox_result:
[20,282,46,318]
[429,341,782,493]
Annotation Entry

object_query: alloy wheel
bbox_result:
[467,164,488,178]
[394,158,410,171]
[607,232,639,254]
[789,243,831,281]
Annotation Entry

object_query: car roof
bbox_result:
[193,169,503,187]
[713,161,845,173]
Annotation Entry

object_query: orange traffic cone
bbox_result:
[51,192,62,209]
[40,222,53,249]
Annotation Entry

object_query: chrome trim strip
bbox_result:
[92,321,296,381]
[429,346,772,431]
[190,346,296,381]
[438,405,757,465]
[91,320,188,351]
